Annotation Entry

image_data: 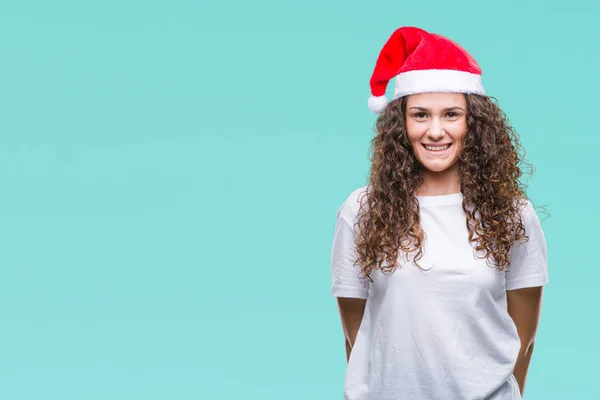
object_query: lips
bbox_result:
[423,143,451,149]
[422,143,452,154]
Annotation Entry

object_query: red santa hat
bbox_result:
[368,26,485,114]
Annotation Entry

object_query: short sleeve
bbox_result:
[505,199,549,290]
[330,205,369,299]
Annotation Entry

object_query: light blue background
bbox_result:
[0,0,597,399]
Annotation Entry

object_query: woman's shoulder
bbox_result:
[338,185,370,222]
[512,196,536,218]
[510,196,547,239]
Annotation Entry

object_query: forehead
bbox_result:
[406,92,467,109]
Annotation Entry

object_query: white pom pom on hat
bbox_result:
[367,95,389,114]
[367,26,486,114]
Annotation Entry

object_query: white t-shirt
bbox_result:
[331,186,549,400]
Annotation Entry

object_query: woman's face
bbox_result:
[405,92,468,173]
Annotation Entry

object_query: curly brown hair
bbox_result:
[354,94,548,281]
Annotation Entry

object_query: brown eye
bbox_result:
[414,112,427,119]
[446,112,458,118]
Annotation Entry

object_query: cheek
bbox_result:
[405,121,422,141]
[449,121,467,142]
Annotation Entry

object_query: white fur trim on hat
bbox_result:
[393,69,485,100]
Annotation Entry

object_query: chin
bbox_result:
[425,166,450,172]
[421,161,458,173]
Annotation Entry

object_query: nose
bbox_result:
[427,118,446,139]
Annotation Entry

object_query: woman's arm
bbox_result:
[336,297,367,363]
[507,286,544,397]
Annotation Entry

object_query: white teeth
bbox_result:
[424,144,450,151]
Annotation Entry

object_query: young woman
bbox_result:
[331,27,549,400]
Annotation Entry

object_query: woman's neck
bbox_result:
[416,168,461,196]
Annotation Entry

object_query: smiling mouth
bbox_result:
[423,143,452,152]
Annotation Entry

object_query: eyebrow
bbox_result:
[408,106,465,111]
